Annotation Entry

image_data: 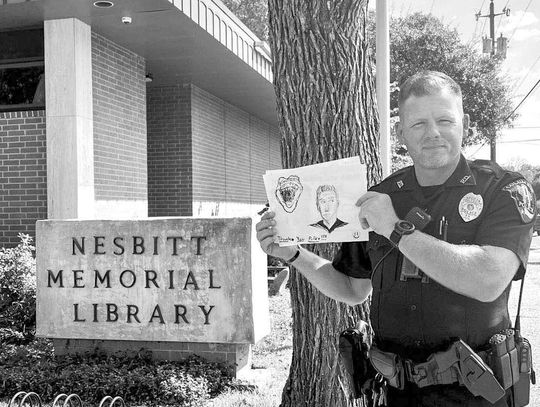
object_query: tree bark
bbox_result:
[268,0,381,406]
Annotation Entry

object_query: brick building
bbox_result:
[0,0,281,247]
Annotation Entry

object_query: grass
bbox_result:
[203,292,292,407]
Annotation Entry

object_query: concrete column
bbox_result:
[44,18,95,219]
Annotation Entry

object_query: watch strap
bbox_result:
[286,248,300,264]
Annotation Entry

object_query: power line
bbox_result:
[474,0,487,35]
[504,77,540,121]
[508,0,533,44]
[498,138,540,143]
[467,139,491,159]
[496,0,511,32]
[512,53,540,97]
[429,0,436,14]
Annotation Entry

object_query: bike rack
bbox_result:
[8,393,125,407]
[98,396,125,407]
[52,394,83,407]
[8,392,42,407]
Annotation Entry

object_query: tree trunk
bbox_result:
[268,0,381,406]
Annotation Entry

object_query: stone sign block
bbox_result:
[36,217,269,344]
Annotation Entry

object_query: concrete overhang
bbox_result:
[0,0,278,126]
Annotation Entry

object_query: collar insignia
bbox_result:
[397,180,404,189]
[460,175,471,184]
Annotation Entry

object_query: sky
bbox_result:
[370,0,540,166]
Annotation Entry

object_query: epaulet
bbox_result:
[471,159,505,179]
[370,165,412,192]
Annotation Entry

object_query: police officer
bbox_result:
[256,71,536,406]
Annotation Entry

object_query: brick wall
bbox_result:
[0,110,46,247]
[147,85,193,217]
[191,85,281,210]
[92,32,147,201]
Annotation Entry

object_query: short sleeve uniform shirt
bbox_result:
[333,155,536,361]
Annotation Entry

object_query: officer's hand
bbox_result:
[255,211,298,260]
[356,192,399,238]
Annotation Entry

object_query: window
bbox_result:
[0,62,44,111]
[0,29,44,111]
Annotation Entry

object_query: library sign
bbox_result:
[36,218,269,344]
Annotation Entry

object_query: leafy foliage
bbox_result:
[502,159,540,198]
[0,234,36,342]
[367,12,515,147]
[0,340,236,406]
[221,0,268,40]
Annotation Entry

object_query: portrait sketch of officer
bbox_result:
[309,184,348,233]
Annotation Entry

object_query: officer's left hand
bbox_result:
[356,192,399,238]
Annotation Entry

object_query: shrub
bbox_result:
[0,234,36,340]
[0,341,237,406]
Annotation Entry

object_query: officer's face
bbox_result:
[317,191,338,223]
[397,90,469,174]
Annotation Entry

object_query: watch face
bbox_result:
[398,220,415,232]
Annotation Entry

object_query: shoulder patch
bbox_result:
[502,179,536,223]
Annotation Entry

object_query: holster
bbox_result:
[338,320,375,399]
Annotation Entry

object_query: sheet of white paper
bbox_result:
[263,157,369,246]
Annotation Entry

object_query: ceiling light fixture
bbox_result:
[93,1,114,8]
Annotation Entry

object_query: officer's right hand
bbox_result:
[256,211,298,261]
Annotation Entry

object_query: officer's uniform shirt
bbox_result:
[333,155,536,362]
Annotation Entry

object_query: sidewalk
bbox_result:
[509,234,540,406]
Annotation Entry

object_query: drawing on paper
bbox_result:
[275,175,303,213]
[309,184,348,233]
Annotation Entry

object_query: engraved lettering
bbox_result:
[199,305,214,325]
[94,236,106,255]
[174,305,189,323]
[149,304,165,324]
[72,237,85,255]
[113,237,125,255]
[47,269,63,287]
[183,271,199,290]
[127,304,140,323]
[119,270,136,288]
[73,269,85,288]
[73,303,85,322]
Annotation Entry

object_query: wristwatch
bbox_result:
[389,220,415,247]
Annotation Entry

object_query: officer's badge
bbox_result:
[503,179,536,223]
[459,192,483,222]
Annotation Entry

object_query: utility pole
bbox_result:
[376,0,391,177]
[476,0,510,162]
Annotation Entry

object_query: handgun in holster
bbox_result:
[338,320,375,399]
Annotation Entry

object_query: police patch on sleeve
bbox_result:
[503,179,536,223]
[459,192,484,222]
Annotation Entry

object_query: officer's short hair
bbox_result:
[398,71,463,109]
[316,185,338,211]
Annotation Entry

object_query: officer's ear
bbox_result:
[394,120,404,144]
[462,114,470,136]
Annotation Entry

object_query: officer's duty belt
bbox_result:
[369,339,507,404]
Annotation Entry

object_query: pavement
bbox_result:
[508,234,540,406]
